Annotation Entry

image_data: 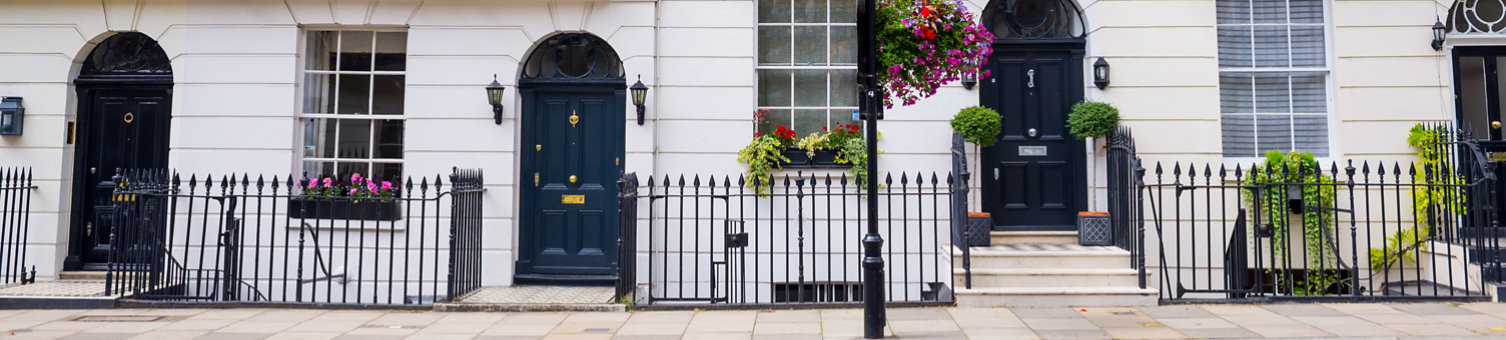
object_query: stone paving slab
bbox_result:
[0,302,1503,339]
[0,281,117,297]
[434,286,623,312]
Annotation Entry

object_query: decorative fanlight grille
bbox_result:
[1450,0,1506,34]
[521,33,625,81]
[982,0,1086,39]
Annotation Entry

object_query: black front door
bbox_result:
[980,43,1086,231]
[1454,47,1506,213]
[69,86,173,269]
[517,86,625,281]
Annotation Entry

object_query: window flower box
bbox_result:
[288,198,400,221]
[780,148,843,168]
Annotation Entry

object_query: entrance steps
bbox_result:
[954,231,1156,307]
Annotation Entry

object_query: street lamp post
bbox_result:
[857,0,886,336]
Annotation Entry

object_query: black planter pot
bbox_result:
[288,198,401,221]
[781,149,812,167]
[811,150,839,166]
[781,148,843,169]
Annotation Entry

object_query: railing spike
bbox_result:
[1154,162,1163,175]
[900,172,908,185]
[840,173,849,184]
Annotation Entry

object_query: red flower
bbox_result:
[754,132,761,137]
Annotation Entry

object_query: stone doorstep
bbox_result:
[432,302,625,312]
[990,230,1080,246]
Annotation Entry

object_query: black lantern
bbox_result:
[485,75,505,125]
[961,73,978,90]
[1093,57,1110,90]
[0,97,22,136]
[1433,18,1447,51]
[630,75,648,125]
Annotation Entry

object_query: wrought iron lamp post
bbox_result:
[857,0,886,336]
[486,75,506,125]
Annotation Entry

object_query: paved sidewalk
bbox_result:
[3,302,1506,339]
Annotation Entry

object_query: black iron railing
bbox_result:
[104,168,484,306]
[1106,127,1145,289]
[949,133,972,289]
[623,172,957,306]
[0,167,35,285]
[1143,125,1499,301]
[616,172,640,302]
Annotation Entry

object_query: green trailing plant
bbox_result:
[1066,101,1120,140]
[737,134,789,195]
[950,106,1001,147]
[1244,150,1340,295]
[1367,124,1462,272]
[834,137,877,189]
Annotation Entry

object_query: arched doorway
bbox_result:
[65,32,174,271]
[978,0,1087,231]
[515,33,627,283]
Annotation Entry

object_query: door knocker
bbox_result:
[1026,69,1036,89]
[122,112,135,124]
[569,110,580,128]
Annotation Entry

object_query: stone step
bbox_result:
[955,286,1158,307]
[952,268,1140,288]
[58,271,108,280]
[990,231,1078,246]
[956,244,1130,269]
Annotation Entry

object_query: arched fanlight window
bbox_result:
[1449,0,1506,34]
[982,0,1086,39]
[80,32,172,76]
[521,33,625,81]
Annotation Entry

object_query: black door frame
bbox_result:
[978,39,1088,231]
[65,76,174,270]
[515,79,627,283]
[1451,46,1506,216]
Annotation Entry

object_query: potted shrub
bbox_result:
[951,106,1001,148]
[1066,101,1121,145]
[291,173,402,221]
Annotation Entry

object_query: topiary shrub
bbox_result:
[1066,101,1120,140]
[950,106,1002,147]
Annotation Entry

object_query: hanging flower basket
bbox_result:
[877,0,993,108]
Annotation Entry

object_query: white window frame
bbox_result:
[754,0,860,133]
[1216,0,1338,164]
[294,27,408,179]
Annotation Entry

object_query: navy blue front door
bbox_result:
[518,87,624,280]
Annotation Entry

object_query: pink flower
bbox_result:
[349,188,358,195]
[367,182,377,192]
[323,178,333,187]
[382,181,393,190]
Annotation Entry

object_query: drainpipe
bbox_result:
[651,0,662,176]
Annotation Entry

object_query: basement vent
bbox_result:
[772,282,863,303]
[70,315,165,322]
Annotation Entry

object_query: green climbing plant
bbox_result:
[1367,124,1462,272]
[1244,150,1340,295]
[737,134,789,196]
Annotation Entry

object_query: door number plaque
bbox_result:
[562,195,585,204]
[1019,146,1047,156]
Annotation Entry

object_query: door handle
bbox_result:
[1027,69,1035,88]
[534,173,539,187]
[569,175,578,184]
[1028,128,1038,138]
[993,168,999,180]
[90,167,96,174]
[1494,121,1501,130]
[569,110,580,128]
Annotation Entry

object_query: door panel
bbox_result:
[71,87,172,268]
[980,45,1085,230]
[520,88,623,277]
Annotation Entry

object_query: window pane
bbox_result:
[1289,0,1323,23]
[1253,72,1290,113]
[1290,25,1325,67]
[1219,72,1253,113]
[1252,0,1288,24]
[759,26,792,66]
[1256,114,1293,153]
[1221,114,1255,157]
[374,32,407,71]
[830,69,857,107]
[336,74,371,114]
[1216,0,1251,24]
[759,0,791,23]
[1217,26,1252,68]
[374,119,404,159]
[372,75,405,115]
[830,26,857,65]
[758,69,792,106]
[1293,115,1328,156]
[303,73,334,114]
[1291,71,1325,113]
[337,119,372,159]
[794,0,826,23]
[337,162,371,179]
[304,118,336,158]
[1253,26,1290,67]
[793,69,827,106]
[793,109,827,135]
[794,26,828,65]
[760,109,793,134]
[306,31,337,71]
[303,161,335,179]
[830,109,859,129]
[831,0,856,23]
[338,31,374,71]
[373,163,403,184]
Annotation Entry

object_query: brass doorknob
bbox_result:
[1494,121,1501,129]
[569,175,577,184]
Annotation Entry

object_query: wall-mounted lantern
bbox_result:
[961,73,978,90]
[0,97,23,135]
[485,75,506,125]
[1093,58,1111,90]
[1433,18,1448,51]
[631,75,649,126]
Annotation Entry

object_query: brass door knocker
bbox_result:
[122,112,135,124]
[569,110,579,128]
